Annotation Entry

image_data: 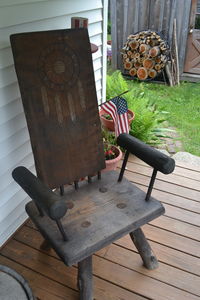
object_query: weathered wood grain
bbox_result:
[10,28,105,189]
[14,225,200,295]
[26,170,164,266]
[143,224,200,257]
[78,256,93,300]
[1,156,200,299]
[0,239,148,300]
[123,169,200,202]
[116,235,200,277]
[0,255,78,300]
[130,228,159,269]
[120,160,200,191]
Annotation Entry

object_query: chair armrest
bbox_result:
[12,166,67,220]
[117,133,175,174]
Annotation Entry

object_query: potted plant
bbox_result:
[102,129,122,172]
[103,143,122,172]
[99,108,135,132]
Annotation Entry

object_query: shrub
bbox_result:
[106,71,171,145]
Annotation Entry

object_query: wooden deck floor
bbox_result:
[0,155,200,300]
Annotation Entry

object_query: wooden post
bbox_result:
[78,256,93,300]
[171,18,180,85]
[130,228,159,270]
[165,62,173,86]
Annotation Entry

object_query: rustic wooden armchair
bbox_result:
[10,28,175,300]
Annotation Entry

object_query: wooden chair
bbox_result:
[10,28,175,300]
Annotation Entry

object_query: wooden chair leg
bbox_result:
[40,239,51,251]
[130,228,159,270]
[77,255,93,300]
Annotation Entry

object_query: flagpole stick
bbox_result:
[99,90,129,107]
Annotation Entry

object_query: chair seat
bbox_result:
[26,171,164,266]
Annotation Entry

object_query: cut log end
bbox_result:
[148,69,157,78]
[137,67,148,80]
[149,46,160,58]
[134,61,141,69]
[129,68,137,76]
[129,40,139,50]
[139,44,150,54]
[155,64,161,71]
[124,62,133,70]
[143,58,155,69]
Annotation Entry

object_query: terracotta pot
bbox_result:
[103,144,122,172]
[99,109,135,132]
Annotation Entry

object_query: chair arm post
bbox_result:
[60,185,64,196]
[145,168,157,201]
[118,150,129,182]
[56,219,68,241]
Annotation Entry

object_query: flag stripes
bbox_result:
[101,97,129,137]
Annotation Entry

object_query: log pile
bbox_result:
[121,30,169,80]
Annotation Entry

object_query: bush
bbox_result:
[106,71,170,145]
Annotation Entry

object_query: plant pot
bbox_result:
[99,108,135,132]
[103,144,122,172]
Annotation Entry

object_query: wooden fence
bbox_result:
[111,0,191,74]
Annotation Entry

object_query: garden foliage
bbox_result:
[106,71,170,145]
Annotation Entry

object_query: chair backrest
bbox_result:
[10,28,105,188]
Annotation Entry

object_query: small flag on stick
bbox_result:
[101,97,129,137]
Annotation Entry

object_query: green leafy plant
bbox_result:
[101,128,119,159]
[106,71,172,145]
[102,127,117,146]
[101,113,112,120]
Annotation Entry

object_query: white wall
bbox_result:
[0,0,108,246]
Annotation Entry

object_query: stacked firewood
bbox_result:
[121,30,169,80]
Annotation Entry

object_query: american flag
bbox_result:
[101,96,129,137]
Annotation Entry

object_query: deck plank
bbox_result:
[128,155,200,181]
[150,215,200,240]
[14,225,200,297]
[124,169,200,201]
[0,156,199,300]
[115,236,200,276]
[143,225,200,257]
[0,255,78,300]
[123,161,200,191]
[1,239,199,300]
[1,238,146,300]
[136,183,200,213]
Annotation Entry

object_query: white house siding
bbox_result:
[0,0,108,246]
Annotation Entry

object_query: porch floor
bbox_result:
[0,155,200,300]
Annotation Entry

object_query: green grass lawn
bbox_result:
[127,80,200,156]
